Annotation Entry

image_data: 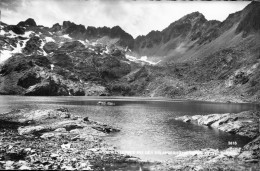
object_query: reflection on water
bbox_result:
[0,96,259,161]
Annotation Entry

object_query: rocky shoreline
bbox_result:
[175,110,259,139]
[0,108,259,170]
[0,108,153,170]
[169,110,260,170]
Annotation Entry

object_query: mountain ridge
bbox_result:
[0,1,260,102]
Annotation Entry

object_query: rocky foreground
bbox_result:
[0,108,259,170]
[0,108,153,170]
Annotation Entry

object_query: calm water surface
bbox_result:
[0,96,259,161]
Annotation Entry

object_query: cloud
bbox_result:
[0,0,250,38]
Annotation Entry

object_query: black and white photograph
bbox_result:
[0,0,259,170]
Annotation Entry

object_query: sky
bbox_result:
[0,0,250,38]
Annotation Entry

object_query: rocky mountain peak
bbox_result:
[181,11,206,22]
[17,18,37,27]
[236,1,260,35]
[111,26,131,39]
[50,23,62,32]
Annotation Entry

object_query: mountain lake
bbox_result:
[0,96,259,161]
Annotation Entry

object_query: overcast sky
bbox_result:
[0,0,250,38]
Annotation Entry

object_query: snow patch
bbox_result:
[0,39,28,63]
[78,40,85,45]
[62,34,72,39]
[91,42,98,46]
[125,54,161,65]
[50,64,55,70]
[23,31,34,38]
[45,37,55,42]
[0,29,6,35]
[104,46,109,54]
[40,41,48,56]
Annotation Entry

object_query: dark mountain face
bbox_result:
[17,18,37,27]
[236,1,260,35]
[60,21,134,48]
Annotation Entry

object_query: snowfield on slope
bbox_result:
[125,54,161,65]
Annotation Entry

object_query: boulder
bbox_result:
[83,117,89,122]
[218,147,241,158]
[54,128,67,132]
[40,132,55,139]
[43,42,58,53]
[211,115,237,128]
[191,115,202,120]
[218,121,243,134]
[21,108,70,122]
[197,114,227,126]
[18,125,46,135]
[175,116,191,122]
[50,120,85,131]
[238,151,256,160]
[97,101,115,106]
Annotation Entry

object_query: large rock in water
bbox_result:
[175,111,259,138]
[197,114,229,126]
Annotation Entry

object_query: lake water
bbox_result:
[0,96,259,161]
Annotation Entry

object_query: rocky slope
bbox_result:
[130,1,260,102]
[0,1,260,102]
[0,19,135,96]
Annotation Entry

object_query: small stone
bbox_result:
[18,160,28,165]
[61,165,74,170]
[54,128,67,132]
[50,153,59,159]
[71,135,80,141]
[83,117,89,122]
[5,161,14,167]
[238,151,255,159]
[60,113,70,118]
[245,159,259,163]
[40,132,55,139]
[82,165,93,170]
[19,165,31,170]
[61,143,71,149]
[70,129,81,134]
[24,148,31,152]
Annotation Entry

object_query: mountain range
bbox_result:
[0,1,259,102]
